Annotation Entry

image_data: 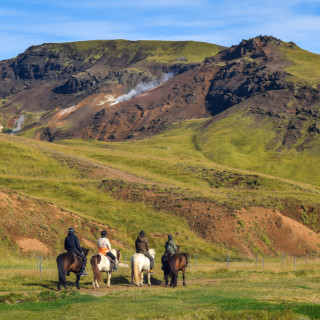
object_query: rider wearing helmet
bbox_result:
[64,227,88,276]
[98,230,118,271]
[135,230,154,273]
[165,234,178,255]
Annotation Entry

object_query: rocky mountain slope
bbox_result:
[0,40,222,136]
[1,36,320,149]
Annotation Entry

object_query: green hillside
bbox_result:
[34,39,224,64]
[280,43,320,86]
[1,105,320,257]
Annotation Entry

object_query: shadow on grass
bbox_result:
[103,275,130,285]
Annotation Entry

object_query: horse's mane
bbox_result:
[81,247,90,256]
[148,248,155,258]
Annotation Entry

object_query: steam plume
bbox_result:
[12,114,25,132]
[112,72,174,105]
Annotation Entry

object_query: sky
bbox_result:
[1,0,320,60]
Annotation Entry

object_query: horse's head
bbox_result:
[176,245,181,254]
[149,248,155,259]
[81,247,90,256]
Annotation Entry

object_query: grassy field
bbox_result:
[1,122,320,318]
[0,256,319,320]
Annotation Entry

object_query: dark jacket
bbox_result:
[135,236,149,254]
[165,239,177,255]
[64,234,82,254]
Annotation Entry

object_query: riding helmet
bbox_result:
[68,227,74,235]
[140,230,145,237]
[168,234,173,240]
[101,230,107,237]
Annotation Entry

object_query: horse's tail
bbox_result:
[169,255,177,284]
[133,256,141,284]
[183,253,189,267]
[90,255,102,283]
[56,254,66,286]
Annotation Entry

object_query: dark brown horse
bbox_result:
[161,246,180,286]
[56,247,90,290]
[168,252,189,287]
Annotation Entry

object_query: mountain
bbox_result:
[0,39,222,136]
[1,36,320,152]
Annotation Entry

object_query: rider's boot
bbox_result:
[80,259,88,277]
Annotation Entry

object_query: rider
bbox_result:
[165,234,178,255]
[135,230,154,273]
[161,234,178,271]
[64,227,88,276]
[97,230,118,271]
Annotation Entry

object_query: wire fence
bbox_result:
[0,253,318,280]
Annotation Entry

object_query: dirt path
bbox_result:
[80,278,223,296]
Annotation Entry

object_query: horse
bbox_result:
[90,248,121,288]
[56,247,90,290]
[130,249,155,287]
[161,246,180,286]
[168,252,189,287]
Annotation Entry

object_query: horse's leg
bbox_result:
[148,271,151,286]
[131,268,134,285]
[182,267,186,286]
[76,274,80,290]
[107,272,111,288]
[140,271,144,287]
[173,270,178,287]
[169,268,174,287]
[164,271,169,286]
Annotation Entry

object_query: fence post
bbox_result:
[306,253,308,265]
[37,256,39,271]
[294,256,296,271]
[255,254,257,267]
[262,257,264,270]
[40,256,43,279]
[282,254,284,266]
[227,254,229,270]
[195,254,197,267]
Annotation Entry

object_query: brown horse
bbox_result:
[56,247,90,290]
[168,252,189,287]
[161,246,180,286]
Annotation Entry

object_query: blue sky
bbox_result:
[1,0,320,60]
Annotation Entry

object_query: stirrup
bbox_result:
[149,269,154,274]
[80,271,88,276]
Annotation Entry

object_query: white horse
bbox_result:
[90,248,121,288]
[130,249,155,287]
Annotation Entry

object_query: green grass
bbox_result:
[0,261,319,320]
[280,43,320,86]
[39,39,223,65]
